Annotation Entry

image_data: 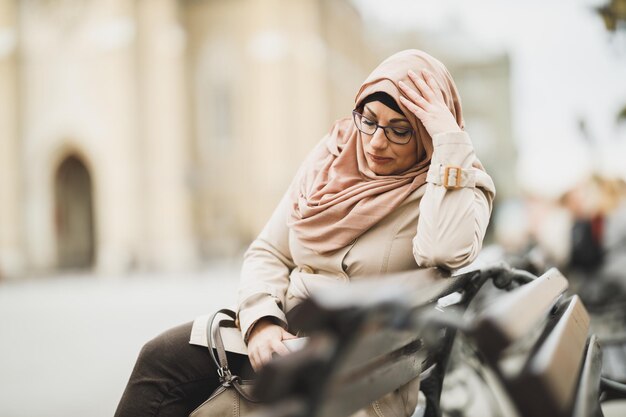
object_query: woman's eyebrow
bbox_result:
[364,105,409,124]
[364,105,377,119]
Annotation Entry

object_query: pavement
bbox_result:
[0,262,240,417]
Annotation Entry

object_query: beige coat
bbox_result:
[190,131,496,417]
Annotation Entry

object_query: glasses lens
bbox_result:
[353,111,376,135]
[385,126,413,145]
[353,111,413,144]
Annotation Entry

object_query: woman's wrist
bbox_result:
[430,129,464,144]
[248,316,282,340]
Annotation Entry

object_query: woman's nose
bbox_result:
[370,129,388,149]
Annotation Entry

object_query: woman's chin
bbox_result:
[367,163,396,176]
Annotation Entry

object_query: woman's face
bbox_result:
[360,101,418,175]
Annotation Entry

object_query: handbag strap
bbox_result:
[207,309,235,370]
[206,308,259,403]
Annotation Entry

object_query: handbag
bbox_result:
[189,308,260,417]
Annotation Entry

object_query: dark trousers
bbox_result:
[114,322,248,417]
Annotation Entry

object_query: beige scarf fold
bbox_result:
[289,50,464,254]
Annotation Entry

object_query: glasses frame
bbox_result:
[352,110,414,145]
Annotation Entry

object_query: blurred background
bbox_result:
[1,0,626,416]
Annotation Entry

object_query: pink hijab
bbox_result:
[288,49,464,254]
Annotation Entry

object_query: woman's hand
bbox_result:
[247,317,297,371]
[398,69,462,138]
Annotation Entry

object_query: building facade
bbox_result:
[0,0,378,278]
[0,0,514,279]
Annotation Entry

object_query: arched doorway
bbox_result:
[54,155,95,269]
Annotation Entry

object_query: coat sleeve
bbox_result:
[237,188,296,343]
[236,133,334,342]
[413,131,496,270]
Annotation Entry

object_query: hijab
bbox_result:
[288,49,465,254]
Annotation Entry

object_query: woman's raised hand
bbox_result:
[398,69,462,138]
[247,317,297,372]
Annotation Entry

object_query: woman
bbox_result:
[114,49,495,417]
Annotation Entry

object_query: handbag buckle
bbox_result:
[217,366,234,384]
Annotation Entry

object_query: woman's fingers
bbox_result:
[281,329,297,340]
[422,69,445,102]
[248,329,297,371]
[271,339,291,356]
[398,80,429,110]
[407,69,435,102]
[399,69,461,137]
[398,81,428,122]
[250,342,286,371]
[250,351,261,371]
[399,96,425,119]
[259,347,273,365]
[250,343,271,370]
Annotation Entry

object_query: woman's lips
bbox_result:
[368,153,393,163]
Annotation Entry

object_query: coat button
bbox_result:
[300,265,315,274]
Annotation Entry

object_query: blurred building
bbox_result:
[183,0,378,257]
[449,54,516,201]
[0,0,378,278]
[0,0,514,279]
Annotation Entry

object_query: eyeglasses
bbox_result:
[352,110,414,145]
